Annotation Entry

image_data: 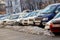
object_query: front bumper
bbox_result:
[22,19,34,25]
[34,18,42,26]
[5,21,15,26]
[42,22,47,26]
[28,19,34,25]
[45,26,50,30]
[22,20,29,25]
[34,20,41,26]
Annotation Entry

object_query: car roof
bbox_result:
[50,3,60,6]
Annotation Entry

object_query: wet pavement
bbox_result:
[0,28,60,40]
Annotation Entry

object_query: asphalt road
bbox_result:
[0,28,60,40]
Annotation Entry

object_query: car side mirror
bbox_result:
[55,8,60,13]
[55,10,59,14]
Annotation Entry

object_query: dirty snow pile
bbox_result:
[4,26,44,35]
[0,22,55,36]
[4,26,55,36]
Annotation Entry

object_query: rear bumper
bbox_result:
[34,17,42,26]
[28,19,34,25]
[22,20,29,25]
[50,27,60,33]
[53,32,60,35]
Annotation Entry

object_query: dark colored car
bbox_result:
[45,12,60,34]
[34,3,60,28]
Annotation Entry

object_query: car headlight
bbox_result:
[43,18,48,21]
[16,19,20,22]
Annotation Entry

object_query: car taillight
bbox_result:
[50,23,53,31]
[50,23,60,32]
[50,23,53,28]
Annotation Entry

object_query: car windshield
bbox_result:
[54,12,60,18]
[0,15,9,20]
[28,11,38,17]
[23,11,39,18]
[8,15,19,19]
[42,5,57,13]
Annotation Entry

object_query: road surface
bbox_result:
[0,28,60,40]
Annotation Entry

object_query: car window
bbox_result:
[9,15,19,19]
[0,15,9,20]
[56,6,60,12]
[54,12,60,18]
[27,11,38,17]
[23,11,38,18]
[23,12,31,18]
[42,5,57,13]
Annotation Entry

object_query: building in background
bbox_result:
[0,0,6,14]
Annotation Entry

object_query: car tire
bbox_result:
[38,21,45,28]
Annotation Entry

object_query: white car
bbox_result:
[2,14,21,25]
[21,10,42,25]
[0,15,11,25]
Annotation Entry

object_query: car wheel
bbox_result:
[38,21,45,28]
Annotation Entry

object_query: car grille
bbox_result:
[29,19,33,21]
[24,20,28,21]
[35,17,42,21]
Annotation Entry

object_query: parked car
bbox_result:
[0,14,11,25]
[45,12,60,30]
[3,14,21,25]
[21,10,42,25]
[34,3,60,28]
[17,11,31,18]
[0,11,32,26]
[0,13,11,20]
